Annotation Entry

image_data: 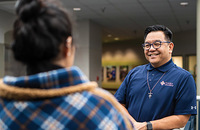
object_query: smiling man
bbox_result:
[114,25,197,130]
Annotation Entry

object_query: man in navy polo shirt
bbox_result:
[114,25,197,130]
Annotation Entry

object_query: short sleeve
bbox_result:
[114,70,133,104]
[174,75,197,115]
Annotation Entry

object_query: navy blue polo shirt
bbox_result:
[114,59,197,122]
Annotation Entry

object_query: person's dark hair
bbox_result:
[144,25,173,42]
[12,0,73,75]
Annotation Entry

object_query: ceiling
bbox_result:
[0,0,197,43]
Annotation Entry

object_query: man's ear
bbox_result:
[169,42,174,54]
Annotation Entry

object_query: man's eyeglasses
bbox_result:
[142,41,171,50]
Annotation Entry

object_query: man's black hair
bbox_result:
[144,25,173,42]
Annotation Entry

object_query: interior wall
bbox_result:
[173,30,196,55]
[74,20,102,86]
[0,10,15,78]
[74,20,90,77]
[173,30,196,69]
[102,38,148,66]
[0,10,15,43]
[4,31,26,76]
[89,21,102,85]
[0,44,4,77]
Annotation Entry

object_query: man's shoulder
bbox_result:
[172,65,193,77]
[128,64,147,75]
[130,64,147,71]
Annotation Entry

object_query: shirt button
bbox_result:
[152,74,154,76]
[149,79,152,81]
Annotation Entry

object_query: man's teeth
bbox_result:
[150,54,158,56]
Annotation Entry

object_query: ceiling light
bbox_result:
[114,37,119,41]
[180,2,189,6]
[73,8,81,11]
[107,34,112,37]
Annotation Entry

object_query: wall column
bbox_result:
[74,20,102,86]
[0,44,5,77]
[196,0,200,129]
[0,10,15,78]
[197,0,200,96]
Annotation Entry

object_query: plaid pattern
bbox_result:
[0,66,132,130]
[3,66,89,89]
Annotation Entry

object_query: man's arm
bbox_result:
[134,114,191,130]
[120,104,191,130]
[121,104,136,123]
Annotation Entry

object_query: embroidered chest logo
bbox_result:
[160,81,174,87]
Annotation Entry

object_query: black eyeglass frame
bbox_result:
[142,41,171,50]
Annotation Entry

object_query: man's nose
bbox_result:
[148,44,155,51]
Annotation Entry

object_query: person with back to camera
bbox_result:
[114,25,197,130]
[0,0,135,129]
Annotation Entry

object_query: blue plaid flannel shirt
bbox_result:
[0,66,133,130]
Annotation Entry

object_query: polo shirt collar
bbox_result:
[146,59,175,72]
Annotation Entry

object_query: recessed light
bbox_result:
[107,34,112,37]
[114,37,119,41]
[180,2,189,6]
[73,8,81,11]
